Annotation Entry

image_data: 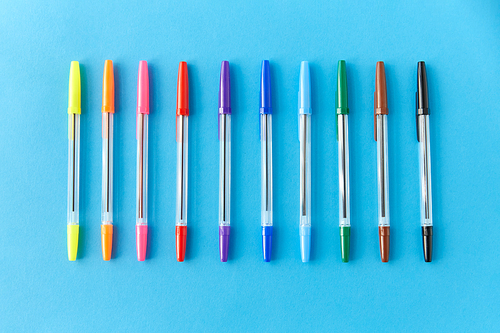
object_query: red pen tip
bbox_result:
[176,226,187,262]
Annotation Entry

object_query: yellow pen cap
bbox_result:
[68,61,81,115]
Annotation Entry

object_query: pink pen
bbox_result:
[136,61,149,261]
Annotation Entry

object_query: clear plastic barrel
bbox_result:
[261,114,273,227]
[338,114,350,227]
[136,113,148,226]
[418,115,433,227]
[299,114,311,228]
[219,114,231,227]
[67,113,80,225]
[176,115,188,227]
[376,115,390,227]
[102,113,113,225]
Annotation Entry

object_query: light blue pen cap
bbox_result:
[298,61,311,115]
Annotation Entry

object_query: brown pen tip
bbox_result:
[379,226,390,262]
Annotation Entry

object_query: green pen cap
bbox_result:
[336,60,349,139]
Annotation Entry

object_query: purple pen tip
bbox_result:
[219,226,230,262]
[219,61,231,114]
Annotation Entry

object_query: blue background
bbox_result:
[0,0,499,331]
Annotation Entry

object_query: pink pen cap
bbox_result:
[136,61,149,261]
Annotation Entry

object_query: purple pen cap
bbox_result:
[219,61,231,115]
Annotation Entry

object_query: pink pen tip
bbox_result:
[136,225,148,261]
[137,61,149,115]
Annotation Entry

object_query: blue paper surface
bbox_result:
[0,0,499,331]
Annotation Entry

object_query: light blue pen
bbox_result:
[298,61,311,262]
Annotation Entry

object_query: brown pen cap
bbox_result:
[374,61,388,141]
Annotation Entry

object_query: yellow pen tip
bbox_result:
[68,61,81,115]
[67,225,79,261]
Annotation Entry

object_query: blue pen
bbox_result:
[260,60,273,262]
[298,61,312,262]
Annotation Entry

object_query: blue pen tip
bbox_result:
[262,226,272,262]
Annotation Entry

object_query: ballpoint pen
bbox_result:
[260,60,273,262]
[336,60,350,263]
[416,61,433,262]
[101,60,114,261]
[67,61,81,261]
[219,61,231,262]
[136,61,149,261]
[175,61,189,262]
[374,61,390,262]
[298,61,311,263]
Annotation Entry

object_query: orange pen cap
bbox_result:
[102,60,115,113]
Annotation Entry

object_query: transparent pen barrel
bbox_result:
[377,115,390,227]
[176,115,188,227]
[338,114,350,227]
[418,115,433,227]
[299,114,311,228]
[136,114,149,226]
[102,113,113,225]
[219,114,231,227]
[261,114,273,227]
[67,114,80,225]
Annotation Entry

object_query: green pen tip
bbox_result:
[340,226,350,263]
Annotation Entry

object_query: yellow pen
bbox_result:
[67,61,81,261]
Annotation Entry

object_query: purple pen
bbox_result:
[218,61,231,262]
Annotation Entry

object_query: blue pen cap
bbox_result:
[298,61,311,115]
[260,60,272,114]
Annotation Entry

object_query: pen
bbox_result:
[374,61,390,262]
[218,61,231,262]
[260,60,273,262]
[175,62,189,262]
[101,60,114,261]
[298,61,311,263]
[136,61,149,261]
[336,60,350,263]
[416,61,433,262]
[67,61,81,261]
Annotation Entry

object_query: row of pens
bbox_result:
[66,59,434,264]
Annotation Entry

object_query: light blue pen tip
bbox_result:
[300,226,311,262]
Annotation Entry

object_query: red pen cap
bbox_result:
[176,62,189,116]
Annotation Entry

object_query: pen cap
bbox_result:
[260,60,272,114]
[219,61,231,115]
[102,60,115,113]
[374,61,388,140]
[298,61,311,115]
[416,61,429,115]
[176,61,189,116]
[336,60,349,115]
[68,61,81,115]
[137,61,149,115]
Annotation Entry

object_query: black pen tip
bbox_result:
[422,226,433,262]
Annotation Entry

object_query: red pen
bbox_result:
[175,62,189,261]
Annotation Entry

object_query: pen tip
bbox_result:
[219,226,230,262]
[379,226,390,263]
[422,226,433,262]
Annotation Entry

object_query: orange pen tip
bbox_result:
[102,60,115,113]
[101,224,113,261]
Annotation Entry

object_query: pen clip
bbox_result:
[416,92,420,142]
[374,92,377,142]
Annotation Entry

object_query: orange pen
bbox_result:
[101,60,114,260]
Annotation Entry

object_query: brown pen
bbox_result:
[374,62,390,262]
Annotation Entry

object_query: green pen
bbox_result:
[336,60,350,262]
